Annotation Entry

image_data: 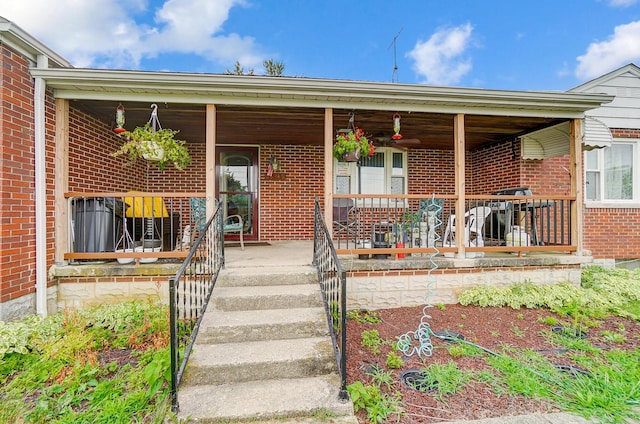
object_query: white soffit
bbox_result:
[582,116,612,151]
[520,117,612,159]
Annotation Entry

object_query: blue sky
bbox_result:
[2,0,640,90]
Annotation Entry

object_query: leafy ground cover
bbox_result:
[346,266,640,423]
[0,300,174,424]
[2,266,639,423]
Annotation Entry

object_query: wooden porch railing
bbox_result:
[64,192,205,263]
[331,194,576,258]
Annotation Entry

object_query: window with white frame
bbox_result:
[333,148,407,195]
[585,140,636,203]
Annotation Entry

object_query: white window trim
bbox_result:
[585,138,640,208]
[333,147,408,204]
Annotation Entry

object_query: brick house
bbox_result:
[0,17,619,320]
[569,64,640,265]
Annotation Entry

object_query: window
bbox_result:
[333,148,407,195]
[585,140,636,204]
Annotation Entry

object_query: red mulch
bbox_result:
[345,304,640,423]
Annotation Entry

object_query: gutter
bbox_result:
[28,68,614,117]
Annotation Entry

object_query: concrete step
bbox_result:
[177,257,356,423]
[182,337,337,386]
[218,265,318,287]
[197,307,329,344]
[177,375,355,423]
[211,284,323,311]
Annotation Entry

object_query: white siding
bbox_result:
[572,68,640,129]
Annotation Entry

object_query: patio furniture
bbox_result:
[443,206,492,257]
[333,198,359,241]
[123,193,180,251]
[190,198,244,250]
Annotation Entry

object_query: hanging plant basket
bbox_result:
[343,150,361,162]
[333,127,374,162]
[141,140,164,162]
[112,104,190,171]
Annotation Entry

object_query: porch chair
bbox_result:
[333,198,359,242]
[443,206,492,257]
[189,198,244,250]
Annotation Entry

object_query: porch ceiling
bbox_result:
[71,100,566,151]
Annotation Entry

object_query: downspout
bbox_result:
[34,54,48,316]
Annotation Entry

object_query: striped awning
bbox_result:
[582,116,613,151]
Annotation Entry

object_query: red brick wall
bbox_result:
[259,144,324,239]
[1,45,38,304]
[407,149,455,194]
[469,140,521,194]
[583,208,640,258]
[68,109,146,192]
[142,143,205,193]
[521,156,571,196]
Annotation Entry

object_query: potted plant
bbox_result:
[113,123,191,171]
[333,127,375,161]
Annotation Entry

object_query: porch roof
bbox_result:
[30,67,614,151]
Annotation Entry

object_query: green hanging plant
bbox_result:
[333,127,375,161]
[113,123,191,171]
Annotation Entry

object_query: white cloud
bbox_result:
[406,23,473,85]
[576,21,640,80]
[0,0,261,69]
[607,0,639,7]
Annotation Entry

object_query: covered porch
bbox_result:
[31,70,613,312]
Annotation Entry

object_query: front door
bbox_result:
[217,147,258,241]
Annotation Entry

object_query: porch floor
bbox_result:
[227,241,593,270]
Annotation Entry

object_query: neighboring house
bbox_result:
[569,64,640,265]
[0,17,616,321]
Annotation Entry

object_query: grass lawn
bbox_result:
[0,300,174,424]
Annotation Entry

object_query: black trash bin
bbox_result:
[372,224,392,259]
[73,198,125,253]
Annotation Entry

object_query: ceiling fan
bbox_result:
[372,132,422,148]
[372,113,421,149]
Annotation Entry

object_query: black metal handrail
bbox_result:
[313,198,348,400]
[169,201,224,412]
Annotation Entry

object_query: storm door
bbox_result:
[217,147,258,241]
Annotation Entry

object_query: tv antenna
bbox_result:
[389,29,403,83]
